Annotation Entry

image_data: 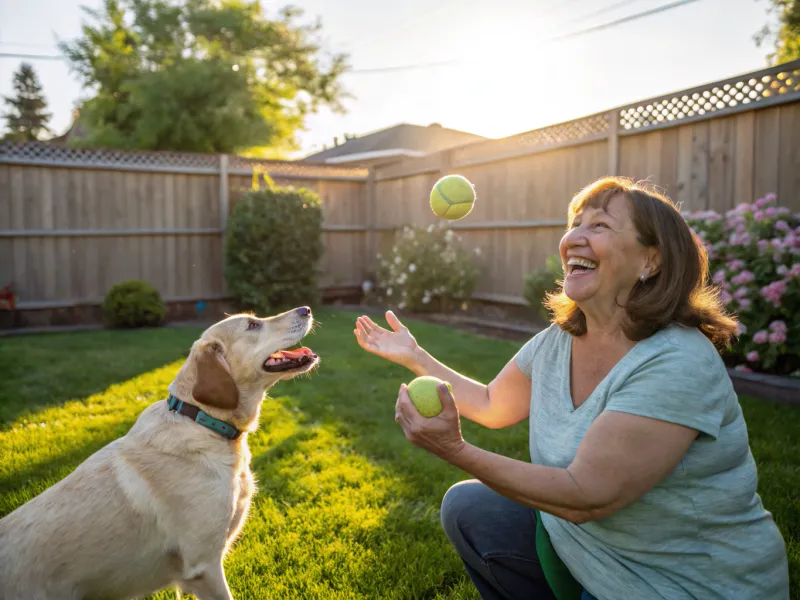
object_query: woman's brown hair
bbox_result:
[544,176,738,348]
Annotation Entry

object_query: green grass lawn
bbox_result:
[1,308,797,599]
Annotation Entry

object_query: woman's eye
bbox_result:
[592,222,608,229]
[247,321,260,330]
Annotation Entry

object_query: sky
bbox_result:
[0,0,781,158]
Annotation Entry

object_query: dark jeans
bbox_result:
[440,479,598,600]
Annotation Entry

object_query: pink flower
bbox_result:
[746,351,760,362]
[755,197,771,209]
[735,322,747,336]
[760,280,788,307]
[769,320,788,335]
[731,271,755,285]
[728,259,745,271]
[754,210,766,221]
[720,290,733,305]
[734,287,749,299]
[792,264,800,277]
[768,331,787,344]
[713,269,727,284]
[738,298,752,309]
[777,265,789,277]
[757,239,770,253]
[753,330,769,344]
[770,238,784,250]
[776,220,790,232]
[765,206,778,218]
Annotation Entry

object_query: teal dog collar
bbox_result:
[167,395,242,440]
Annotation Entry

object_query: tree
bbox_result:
[2,63,52,142]
[58,0,349,155]
[755,0,800,64]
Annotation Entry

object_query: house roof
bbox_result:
[302,122,487,164]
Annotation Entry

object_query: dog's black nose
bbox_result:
[296,306,312,317]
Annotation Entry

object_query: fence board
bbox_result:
[778,102,800,212]
[754,107,781,200]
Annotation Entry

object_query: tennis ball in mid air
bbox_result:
[429,174,476,220]
[406,376,452,417]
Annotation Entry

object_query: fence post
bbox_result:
[219,154,230,233]
[607,109,620,176]
[366,167,377,262]
[219,154,230,295]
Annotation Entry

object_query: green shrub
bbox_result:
[102,280,166,328]
[523,254,563,320]
[368,223,480,312]
[224,183,324,313]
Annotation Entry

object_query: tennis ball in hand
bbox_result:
[430,174,476,220]
[406,376,452,417]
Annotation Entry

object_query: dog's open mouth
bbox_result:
[263,347,318,372]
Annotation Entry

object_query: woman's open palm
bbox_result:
[354,311,418,368]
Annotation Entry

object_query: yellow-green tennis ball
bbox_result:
[407,376,451,418]
[430,175,476,220]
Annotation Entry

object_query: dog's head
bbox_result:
[186,307,319,412]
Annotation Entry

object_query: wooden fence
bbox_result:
[370,59,800,305]
[2,59,800,315]
[0,148,368,310]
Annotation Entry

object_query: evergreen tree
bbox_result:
[2,63,52,141]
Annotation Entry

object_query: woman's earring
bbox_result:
[640,273,646,282]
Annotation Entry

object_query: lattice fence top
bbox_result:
[0,141,369,179]
[450,112,609,166]
[0,141,221,173]
[619,62,800,131]
[228,155,368,179]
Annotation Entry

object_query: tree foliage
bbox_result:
[755,0,800,64]
[2,63,52,142]
[59,0,349,154]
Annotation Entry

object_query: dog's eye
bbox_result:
[246,320,261,331]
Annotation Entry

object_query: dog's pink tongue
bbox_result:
[280,347,314,359]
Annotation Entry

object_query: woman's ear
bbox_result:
[645,247,662,278]
[192,339,239,409]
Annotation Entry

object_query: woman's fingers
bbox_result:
[385,310,406,332]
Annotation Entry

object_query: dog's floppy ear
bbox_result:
[192,339,239,409]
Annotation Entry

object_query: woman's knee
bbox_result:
[440,479,490,541]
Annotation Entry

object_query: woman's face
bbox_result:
[559,194,654,310]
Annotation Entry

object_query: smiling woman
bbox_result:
[354,176,791,600]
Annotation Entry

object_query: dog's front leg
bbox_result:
[180,563,234,600]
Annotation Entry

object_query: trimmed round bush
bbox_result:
[102,280,166,328]
[224,184,324,313]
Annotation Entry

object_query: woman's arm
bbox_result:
[355,311,531,429]
[408,346,532,429]
[396,384,699,524]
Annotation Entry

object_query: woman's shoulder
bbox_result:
[643,323,722,365]
[513,323,567,377]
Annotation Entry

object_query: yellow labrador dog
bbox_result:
[0,307,319,600]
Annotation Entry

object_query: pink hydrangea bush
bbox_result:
[683,194,799,378]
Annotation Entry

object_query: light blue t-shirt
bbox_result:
[514,323,789,600]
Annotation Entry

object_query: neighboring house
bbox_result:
[48,110,90,145]
[302,122,487,167]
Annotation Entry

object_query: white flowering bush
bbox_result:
[368,223,480,312]
[683,193,800,377]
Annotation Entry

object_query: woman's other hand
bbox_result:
[354,311,419,369]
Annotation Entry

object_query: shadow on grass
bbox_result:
[0,418,137,516]
[0,326,202,427]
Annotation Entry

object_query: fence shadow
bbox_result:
[0,325,201,427]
